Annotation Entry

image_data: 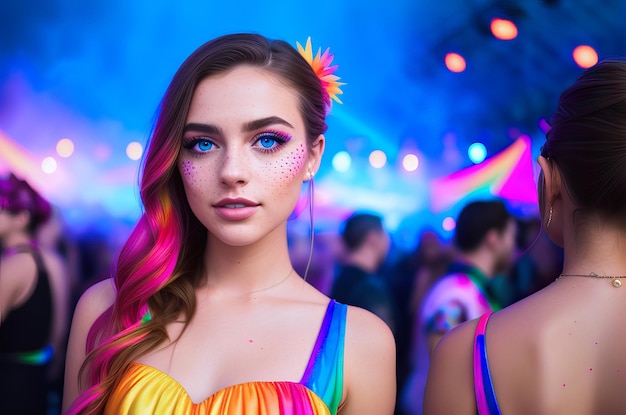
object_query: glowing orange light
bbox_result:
[490,18,518,40]
[56,138,75,158]
[573,45,598,69]
[445,53,466,73]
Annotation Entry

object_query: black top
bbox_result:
[0,244,53,353]
[0,243,54,415]
[330,264,397,333]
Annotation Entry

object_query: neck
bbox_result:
[2,232,32,251]
[561,219,626,276]
[202,232,296,296]
[345,249,380,274]
[457,250,494,278]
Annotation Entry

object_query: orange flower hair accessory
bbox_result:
[296,37,345,107]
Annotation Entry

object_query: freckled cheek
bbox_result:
[180,160,197,181]
[266,144,307,184]
[179,160,212,195]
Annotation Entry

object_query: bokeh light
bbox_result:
[369,150,387,169]
[445,52,467,73]
[573,45,598,68]
[56,138,75,158]
[468,142,487,164]
[402,154,420,172]
[490,18,518,40]
[126,141,143,161]
[41,157,57,174]
[332,151,352,172]
[442,216,456,231]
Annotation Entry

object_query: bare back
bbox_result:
[427,278,626,415]
[486,278,626,414]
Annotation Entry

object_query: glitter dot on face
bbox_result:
[589,368,593,371]
[270,143,307,180]
[563,384,566,387]
[181,160,196,178]
[248,339,253,343]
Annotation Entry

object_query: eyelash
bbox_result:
[253,130,292,153]
[181,131,292,155]
[182,137,214,154]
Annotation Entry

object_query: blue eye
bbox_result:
[183,137,215,153]
[254,131,291,152]
[196,140,213,152]
[259,136,277,149]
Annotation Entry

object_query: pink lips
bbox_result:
[213,198,260,221]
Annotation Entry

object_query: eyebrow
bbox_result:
[242,116,294,132]
[183,123,221,135]
[183,116,294,136]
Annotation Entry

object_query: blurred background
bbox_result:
[1,0,625,250]
[3,2,623,413]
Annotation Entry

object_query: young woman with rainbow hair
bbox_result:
[62,33,396,415]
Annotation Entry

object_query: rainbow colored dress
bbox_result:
[104,300,347,414]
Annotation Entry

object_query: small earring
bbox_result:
[308,171,314,180]
[546,205,553,229]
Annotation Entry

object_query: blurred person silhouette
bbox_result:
[401,199,517,415]
[35,203,81,412]
[506,217,563,305]
[0,173,70,415]
[425,58,626,414]
[330,212,397,334]
[388,229,452,414]
[62,34,396,415]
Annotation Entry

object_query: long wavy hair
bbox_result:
[67,33,328,414]
[540,58,626,226]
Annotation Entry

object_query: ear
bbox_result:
[484,228,500,251]
[305,134,325,181]
[14,210,31,231]
[537,156,563,203]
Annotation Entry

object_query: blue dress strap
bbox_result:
[300,300,347,414]
[473,311,502,415]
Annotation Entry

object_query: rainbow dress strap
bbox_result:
[473,311,502,415]
[301,299,347,413]
[104,300,347,415]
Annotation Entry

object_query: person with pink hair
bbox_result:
[62,34,395,415]
[0,173,70,415]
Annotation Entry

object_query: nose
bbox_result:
[219,147,250,186]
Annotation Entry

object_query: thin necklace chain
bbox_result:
[246,268,295,296]
[556,272,626,288]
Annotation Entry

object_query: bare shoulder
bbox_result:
[0,250,37,315]
[74,278,116,318]
[340,305,396,415]
[435,316,478,356]
[0,250,37,286]
[67,278,116,355]
[344,305,396,351]
[423,317,478,415]
[63,278,116,411]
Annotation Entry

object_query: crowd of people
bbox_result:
[0,32,624,415]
